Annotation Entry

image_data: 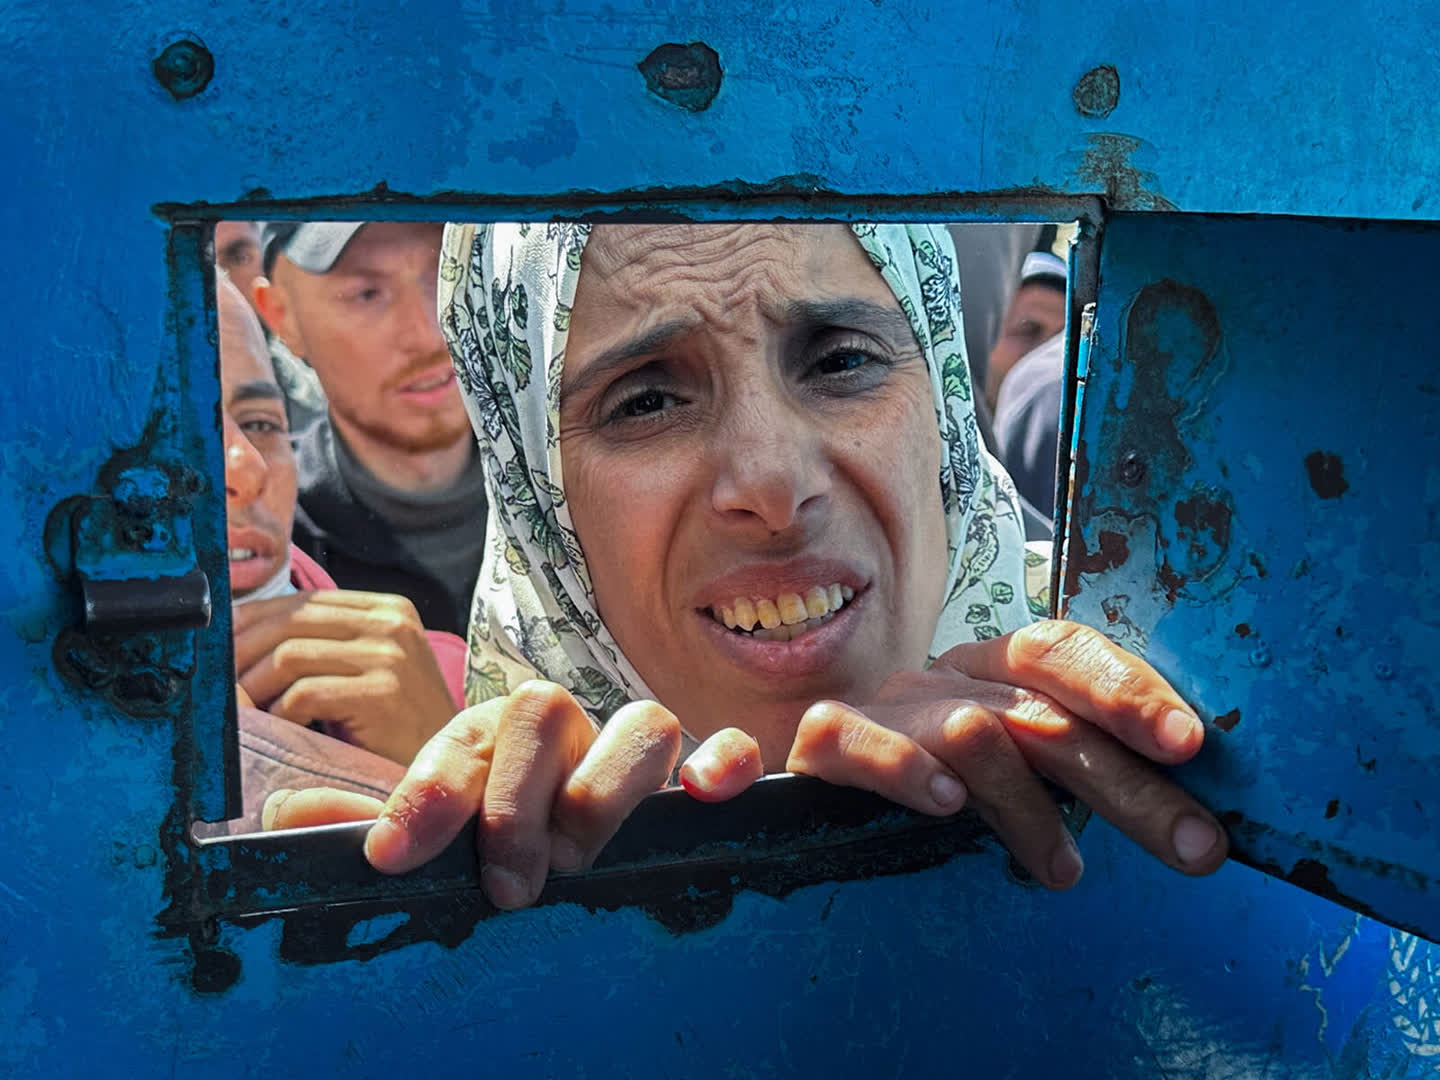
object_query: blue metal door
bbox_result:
[5,1,1440,1076]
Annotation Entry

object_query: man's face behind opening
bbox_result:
[219,278,299,598]
[269,222,470,457]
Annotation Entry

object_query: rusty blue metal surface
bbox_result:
[1062,212,1440,944]
[5,0,1440,1075]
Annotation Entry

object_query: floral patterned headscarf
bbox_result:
[438,223,1043,724]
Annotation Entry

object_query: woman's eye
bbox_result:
[816,349,872,375]
[241,418,286,437]
[610,388,677,420]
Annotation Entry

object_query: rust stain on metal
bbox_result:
[1218,810,1436,938]
[1073,134,1177,211]
[1215,708,1241,732]
[1173,490,1232,566]
[1304,450,1349,499]
[1234,622,1251,638]
[1069,528,1131,576]
[1155,561,1186,604]
[1325,799,1341,819]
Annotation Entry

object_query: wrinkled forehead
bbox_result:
[578,223,888,312]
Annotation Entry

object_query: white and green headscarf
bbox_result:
[438,223,1046,724]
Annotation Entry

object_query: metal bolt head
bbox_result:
[1374,661,1394,681]
[1118,452,1147,488]
[639,42,722,112]
[1073,64,1120,118]
[1249,644,1272,668]
[153,39,214,101]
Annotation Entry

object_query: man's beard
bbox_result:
[343,407,473,455]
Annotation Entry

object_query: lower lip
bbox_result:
[697,591,866,680]
[229,553,282,594]
[397,368,457,406]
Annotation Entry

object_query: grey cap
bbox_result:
[260,222,366,275]
[1019,250,1067,288]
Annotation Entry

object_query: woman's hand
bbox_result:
[263,680,682,909]
[233,589,459,766]
[686,619,1228,890]
[266,620,1225,905]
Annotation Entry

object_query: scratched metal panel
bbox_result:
[1064,212,1440,940]
[4,0,1440,1076]
[6,1,1440,222]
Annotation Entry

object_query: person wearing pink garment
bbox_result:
[214,272,465,831]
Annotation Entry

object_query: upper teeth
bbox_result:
[229,548,256,561]
[713,583,855,633]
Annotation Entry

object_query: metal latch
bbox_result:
[47,462,211,715]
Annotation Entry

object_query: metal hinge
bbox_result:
[47,462,211,716]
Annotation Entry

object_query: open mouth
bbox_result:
[705,583,856,643]
[400,368,455,393]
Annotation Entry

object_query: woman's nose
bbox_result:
[710,401,830,535]
[224,415,268,505]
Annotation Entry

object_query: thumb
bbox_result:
[261,787,385,830]
[678,727,764,802]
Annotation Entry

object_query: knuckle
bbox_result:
[383,594,420,619]
[428,710,497,756]
[374,640,407,667]
[836,717,879,761]
[795,707,850,757]
[370,668,401,699]
[480,807,546,868]
[508,680,581,731]
[270,639,304,676]
[275,683,318,717]
[623,705,683,764]
[939,703,1009,763]
[1013,620,1144,705]
[375,610,413,636]
[386,776,458,828]
[1100,761,1171,821]
[1003,686,1069,731]
[1010,619,1088,669]
[558,774,606,821]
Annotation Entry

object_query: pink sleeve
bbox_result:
[198,705,408,835]
[289,543,467,710]
[288,544,339,590]
[425,630,469,710]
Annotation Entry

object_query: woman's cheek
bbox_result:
[564,438,682,614]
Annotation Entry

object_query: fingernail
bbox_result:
[1049,832,1084,889]
[482,865,533,910]
[1173,815,1220,865]
[260,789,297,831]
[679,754,718,795]
[1157,708,1201,754]
[364,816,412,874]
[550,835,585,874]
[929,771,966,809]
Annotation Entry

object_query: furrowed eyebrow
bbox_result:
[560,317,696,403]
[229,381,287,405]
[779,297,915,340]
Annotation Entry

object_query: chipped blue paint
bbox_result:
[5,0,1440,1075]
[1064,213,1440,945]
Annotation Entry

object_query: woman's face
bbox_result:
[560,225,948,765]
